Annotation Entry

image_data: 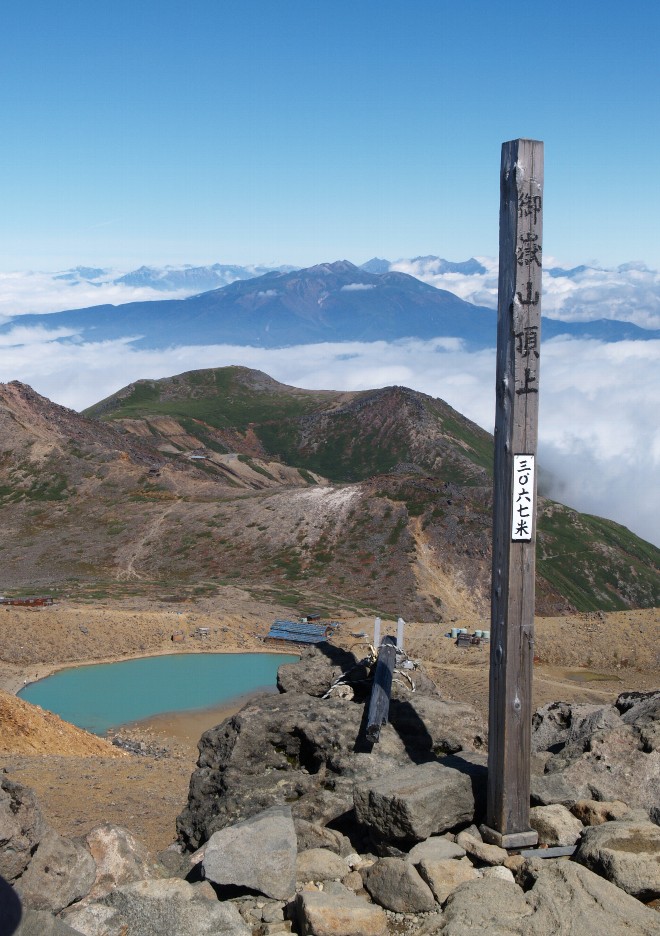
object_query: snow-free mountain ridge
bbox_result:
[3,260,657,351]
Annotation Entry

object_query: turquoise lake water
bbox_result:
[18,653,299,735]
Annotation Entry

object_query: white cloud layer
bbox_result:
[392,258,660,329]
[3,326,659,548]
[3,260,660,333]
[0,271,189,323]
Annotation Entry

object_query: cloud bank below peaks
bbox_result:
[2,258,660,334]
[3,324,659,549]
[390,257,660,329]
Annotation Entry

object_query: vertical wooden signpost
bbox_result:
[483,139,544,848]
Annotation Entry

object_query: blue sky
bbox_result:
[2,1,660,547]
[2,0,659,271]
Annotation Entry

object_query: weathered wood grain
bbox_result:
[485,139,544,845]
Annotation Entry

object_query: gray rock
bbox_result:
[406,837,466,863]
[295,889,387,936]
[530,771,579,808]
[342,869,366,892]
[388,696,486,758]
[296,848,348,882]
[277,646,368,697]
[156,842,189,876]
[529,804,583,846]
[531,702,622,754]
[417,856,479,904]
[354,761,475,846]
[14,826,96,912]
[526,861,660,935]
[535,724,660,813]
[575,819,660,901]
[570,799,630,826]
[294,818,352,856]
[202,805,297,900]
[177,686,486,851]
[455,830,507,866]
[64,878,250,936]
[361,857,436,912]
[481,865,516,884]
[322,880,356,897]
[617,691,660,754]
[616,690,660,726]
[0,778,46,881]
[15,909,81,936]
[436,862,660,935]
[85,823,162,898]
[439,877,531,934]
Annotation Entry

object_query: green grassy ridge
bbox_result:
[537,505,660,611]
[85,368,331,430]
[77,366,660,613]
[85,367,495,484]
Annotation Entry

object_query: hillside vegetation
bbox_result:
[0,368,657,616]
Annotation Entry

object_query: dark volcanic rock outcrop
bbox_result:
[177,649,486,851]
[531,692,660,813]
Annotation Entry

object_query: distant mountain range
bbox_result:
[45,256,489,291]
[50,262,296,292]
[4,260,658,351]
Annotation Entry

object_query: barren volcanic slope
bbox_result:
[0,369,658,618]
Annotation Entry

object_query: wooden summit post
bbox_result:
[483,139,544,849]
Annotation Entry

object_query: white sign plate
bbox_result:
[511,454,535,541]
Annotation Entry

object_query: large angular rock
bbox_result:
[354,761,475,846]
[14,826,96,912]
[417,856,479,904]
[85,823,162,898]
[0,778,46,881]
[406,837,466,863]
[177,687,486,850]
[618,690,660,754]
[296,848,348,883]
[616,690,660,727]
[387,697,487,758]
[536,724,660,813]
[361,857,436,912]
[575,819,660,901]
[530,771,580,808]
[456,830,508,866]
[277,646,369,697]
[531,702,622,754]
[526,862,660,935]
[295,890,387,936]
[64,878,250,936]
[436,862,660,935]
[570,798,629,826]
[294,819,352,856]
[202,805,297,900]
[438,877,531,934]
[529,804,583,846]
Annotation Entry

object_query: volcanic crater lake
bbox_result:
[18,653,299,735]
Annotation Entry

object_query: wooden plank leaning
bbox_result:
[366,635,397,743]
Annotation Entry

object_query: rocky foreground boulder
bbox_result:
[1,648,659,934]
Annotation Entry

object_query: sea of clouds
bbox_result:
[1,261,659,548]
[392,257,660,330]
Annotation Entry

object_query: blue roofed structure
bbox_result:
[265,619,340,645]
